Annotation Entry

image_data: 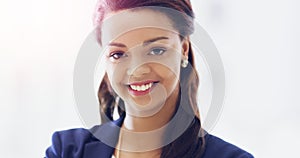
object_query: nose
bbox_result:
[126,46,151,77]
[127,63,151,77]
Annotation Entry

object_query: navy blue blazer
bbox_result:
[45,116,254,158]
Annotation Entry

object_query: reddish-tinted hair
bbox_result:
[93,0,194,45]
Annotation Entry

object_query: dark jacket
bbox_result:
[45,116,254,158]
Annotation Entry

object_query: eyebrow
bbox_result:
[108,36,169,48]
[142,36,169,46]
[108,42,126,48]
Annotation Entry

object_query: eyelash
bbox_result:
[109,51,126,60]
[148,47,167,55]
[108,47,167,60]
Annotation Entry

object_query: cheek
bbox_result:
[105,62,128,87]
[158,55,181,78]
[162,46,182,74]
[154,62,181,82]
[152,64,180,97]
[105,66,126,97]
[105,63,114,82]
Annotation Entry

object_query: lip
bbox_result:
[126,80,159,96]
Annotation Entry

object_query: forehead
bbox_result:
[101,9,178,46]
[108,28,180,49]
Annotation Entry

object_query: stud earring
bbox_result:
[181,58,188,68]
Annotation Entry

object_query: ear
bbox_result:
[181,37,189,59]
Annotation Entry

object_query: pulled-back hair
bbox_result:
[94,0,206,157]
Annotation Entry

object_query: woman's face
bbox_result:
[101,9,188,117]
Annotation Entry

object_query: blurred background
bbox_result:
[0,0,299,157]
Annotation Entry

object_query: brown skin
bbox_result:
[102,9,189,157]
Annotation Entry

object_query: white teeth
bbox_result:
[141,85,146,91]
[130,82,153,91]
[131,85,137,90]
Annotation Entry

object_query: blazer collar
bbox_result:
[83,114,125,158]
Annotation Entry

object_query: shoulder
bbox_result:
[45,116,124,158]
[202,134,254,158]
[45,127,100,158]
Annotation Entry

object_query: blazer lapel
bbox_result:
[83,115,125,158]
[83,141,115,158]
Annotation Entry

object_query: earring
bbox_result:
[181,58,188,68]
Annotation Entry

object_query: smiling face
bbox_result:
[101,9,188,117]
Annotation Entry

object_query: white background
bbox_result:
[0,0,299,157]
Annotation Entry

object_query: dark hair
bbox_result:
[94,0,206,157]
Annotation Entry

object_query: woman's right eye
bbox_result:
[109,51,126,60]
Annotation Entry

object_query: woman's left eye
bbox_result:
[148,48,166,55]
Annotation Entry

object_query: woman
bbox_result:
[46,0,254,157]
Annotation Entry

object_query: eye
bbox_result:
[109,51,127,60]
[148,47,166,55]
